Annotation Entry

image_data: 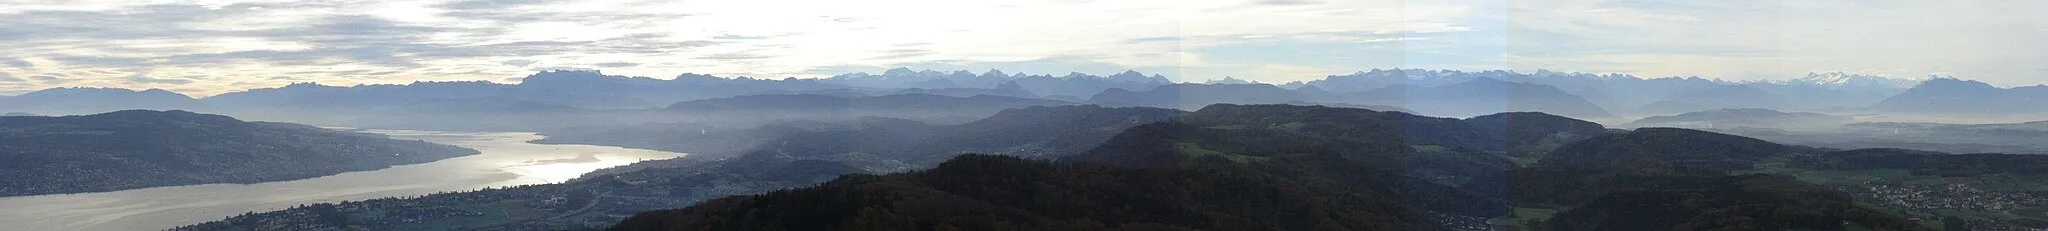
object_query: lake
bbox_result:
[0,129,686,231]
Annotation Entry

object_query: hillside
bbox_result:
[610,105,1970,230]
[612,104,1613,230]
[612,155,1435,231]
[0,110,478,197]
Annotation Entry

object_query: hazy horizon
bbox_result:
[0,67,2007,97]
[2,0,2043,96]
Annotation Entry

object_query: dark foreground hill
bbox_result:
[612,104,1616,230]
[612,155,1432,231]
[611,105,1976,231]
[0,110,477,197]
[1510,128,1925,231]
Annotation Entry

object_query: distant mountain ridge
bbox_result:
[663,93,1078,126]
[1768,72,1925,89]
[822,68,1173,98]
[1872,77,2048,114]
[1300,69,1919,115]
[0,87,204,115]
[0,68,1958,125]
[207,70,847,111]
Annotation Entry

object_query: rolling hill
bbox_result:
[0,110,477,197]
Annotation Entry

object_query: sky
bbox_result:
[0,0,2043,96]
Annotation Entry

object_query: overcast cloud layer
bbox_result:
[0,0,2042,96]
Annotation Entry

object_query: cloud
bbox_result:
[126,75,195,84]
[0,0,2041,96]
[530,66,597,72]
[699,52,773,60]
[2,59,31,68]
[868,49,933,61]
[29,75,68,83]
[501,59,538,67]
[594,62,639,68]
[1126,37,1182,43]
[48,56,149,67]
[1254,0,1321,6]
[712,34,775,40]
[0,72,23,82]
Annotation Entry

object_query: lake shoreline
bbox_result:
[0,129,687,231]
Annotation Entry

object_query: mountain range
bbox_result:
[823,68,1173,98]
[1872,77,2048,114]
[0,68,1966,122]
[1298,69,1920,115]
[664,93,1079,126]
[0,88,205,115]
[1771,72,1926,89]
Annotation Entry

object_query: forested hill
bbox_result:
[609,104,2001,230]
[0,110,478,197]
[613,104,1616,230]
[611,155,1439,231]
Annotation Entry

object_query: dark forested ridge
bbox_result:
[0,110,478,197]
[1539,174,1921,231]
[607,104,2037,231]
[1508,129,1927,231]
[615,104,1615,230]
[611,155,1437,231]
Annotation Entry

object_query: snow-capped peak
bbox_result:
[1772,72,1924,89]
[1203,76,1256,85]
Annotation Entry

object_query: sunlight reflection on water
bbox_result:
[0,129,686,231]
